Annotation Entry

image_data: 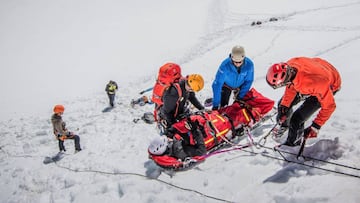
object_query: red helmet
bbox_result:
[266,63,289,89]
[158,62,182,84]
[53,104,65,114]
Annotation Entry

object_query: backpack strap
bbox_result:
[172,83,183,119]
[205,120,219,146]
[154,82,183,124]
[222,113,237,136]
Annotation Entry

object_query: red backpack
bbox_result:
[152,63,183,120]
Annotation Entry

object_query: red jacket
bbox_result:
[280,57,342,127]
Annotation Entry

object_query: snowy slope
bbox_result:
[1,0,360,202]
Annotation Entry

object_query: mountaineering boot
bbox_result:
[280,132,303,147]
[280,138,302,147]
[75,149,82,153]
[234,128,244,137]
[280,140,296,147]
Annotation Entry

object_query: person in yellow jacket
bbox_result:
[266,57,341,146]
[105,80,118,107]
[51,105,81,152]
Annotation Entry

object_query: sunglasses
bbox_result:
[232,60,243,65]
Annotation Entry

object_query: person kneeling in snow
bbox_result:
[148,120,206,161]
[51,105,82,153]
[159,74,205,134]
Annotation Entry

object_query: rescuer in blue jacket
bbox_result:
[211,45,254,110]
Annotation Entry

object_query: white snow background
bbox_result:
[1,0,360,202]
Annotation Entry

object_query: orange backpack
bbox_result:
[151,63,183,120]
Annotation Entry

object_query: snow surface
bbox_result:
[1,0,360,202]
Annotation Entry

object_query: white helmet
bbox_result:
[148,136,168,155]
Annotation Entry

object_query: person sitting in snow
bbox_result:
[131,95,153,108]
[158,74,205,133]
[105,80,118,107]
[51,105,82,153]
[148,119,206,161]
[266,57,342,146]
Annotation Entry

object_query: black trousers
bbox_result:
[279,95,321,145]
[58,134,81,151]
[220,85,238,107]
[107,93,115,107]
[182,129,207,157]
[171,129,207,160]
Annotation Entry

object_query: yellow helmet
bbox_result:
[187,74,204,92]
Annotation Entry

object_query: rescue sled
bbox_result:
[148,88,275,170]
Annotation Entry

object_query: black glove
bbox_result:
[277,105,289,124]
[185,118,199,132]
[236,100,251,109]
[159,119,171,136]
[163,127,175,138]
[160,119,169,129]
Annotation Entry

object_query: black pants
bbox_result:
[220,85,239,107]
[183,129,207,157]
[58,134,81,151]
[280,95,321,145]
[171,130,207,160]
[107,93,115,107]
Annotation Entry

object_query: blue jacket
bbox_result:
[212,56,254,107]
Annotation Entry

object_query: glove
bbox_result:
[185,119,199,132]
[304,123,321,138]
[212,106,219,111]
[159,119,171,135]
[236,100,251,109]
[163,127,175,138]
[160,119,168,129]
[277,105,289,124]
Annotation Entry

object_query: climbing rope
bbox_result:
[246,144,360,179]
[54,162,234,203]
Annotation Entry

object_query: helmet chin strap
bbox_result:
[185,80,192,91]
[284,66,297,84]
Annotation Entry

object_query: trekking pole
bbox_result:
[139,87,153,95]
[296,136,307,159]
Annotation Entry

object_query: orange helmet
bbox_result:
[53,105,65,114]
[266,63,290,89]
